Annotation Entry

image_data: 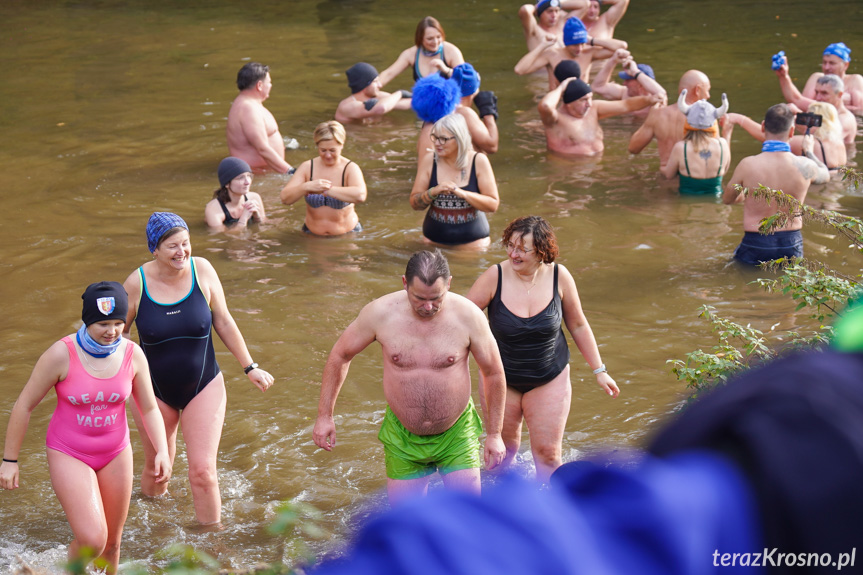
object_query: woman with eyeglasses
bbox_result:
[466,215,619,483]
[410,113,499,248]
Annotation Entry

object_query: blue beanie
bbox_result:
[411,74,461,123]
[824,42,851,63]
[563,17,588,46]
[451,63,480,97]
[218,156,251,187]
[146,212,189,253]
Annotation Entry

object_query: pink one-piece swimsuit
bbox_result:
[45,337,134,471]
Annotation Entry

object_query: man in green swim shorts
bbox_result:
[313,249,506,505]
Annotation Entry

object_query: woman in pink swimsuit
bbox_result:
[0,281,171,574]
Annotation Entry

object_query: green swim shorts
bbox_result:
[378,400,483,480]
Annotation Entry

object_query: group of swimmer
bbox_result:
[2,1,863,571]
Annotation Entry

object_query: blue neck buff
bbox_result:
[76,324,121,358]
[421,45,443,58]
[762,140,791,153]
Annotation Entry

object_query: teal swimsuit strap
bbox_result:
[414,48,422,80]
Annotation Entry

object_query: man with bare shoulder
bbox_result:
[794,43,863,115]
[515,16,627,89]
[312,250,506,506]
[571,0,630,42]
[722,104,829,266]
[591,49,667,118]
[226,62,292,174]
[518,0,588,50]
[628,69,711,169]
[775,56,857,145]
[539,77,661,156]
[334,63,412,124]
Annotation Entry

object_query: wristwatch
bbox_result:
[244,362,259,375]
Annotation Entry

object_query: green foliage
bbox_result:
[669,172,863,396]
[51,500,326,575]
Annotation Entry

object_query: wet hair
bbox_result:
[415,16,445,47]
[237,62,270,91]
[807,102,842,142]
[405,249,451,286]
[683,129,713,150]
[763,103,795,136]
[501,216,559,264]
[817,74,844,95]
[431,113,472,170]
[313,120,346,146]
[213,185,230,204]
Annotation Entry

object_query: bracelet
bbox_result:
[592,364,607,375]
[3,458,18,464]
[634,71,642,80]
[590,38,594,46]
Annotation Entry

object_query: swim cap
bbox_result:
[411,74,461,123]
[451,63,480,97]
[346,62,379,94]
[217,157,251,187]
[535,0,560,16]
[146,212,189,253]
[563,17,588,46]
[824,42,851,63]
[619,63,655,81]
[554,60,581,83]
[563,79,592,104]
[81,281,128,326]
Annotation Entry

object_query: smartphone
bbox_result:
[795,112,822,129]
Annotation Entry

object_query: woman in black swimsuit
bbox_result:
[410,113,499,248]
[280,121,367,236]
[204,157,266,230]
[466,216,619,482]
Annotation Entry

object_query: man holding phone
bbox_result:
[722,104,829,266]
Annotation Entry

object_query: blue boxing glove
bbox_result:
[771,51,786,71]
[474,90,498,120]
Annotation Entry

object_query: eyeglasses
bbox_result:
[430,134,456,145]
[504,242,535,255]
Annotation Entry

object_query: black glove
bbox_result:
[363,98,379,111]
[399,89,413,99]
[474,91,498,120]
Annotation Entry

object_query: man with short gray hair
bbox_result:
[775,56,857,144]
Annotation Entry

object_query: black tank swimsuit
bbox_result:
[488,263,570,393]
[422,154,490,245]
[134,258,220,410]
[219,194,248,226]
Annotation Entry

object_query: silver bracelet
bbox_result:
[592,364,607,375]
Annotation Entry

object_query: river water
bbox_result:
[0,0,861,571]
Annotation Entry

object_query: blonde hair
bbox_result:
[313,120,346,146]
[432,113,472,170]
[807,102,842,143]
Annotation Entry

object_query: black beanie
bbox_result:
[554,60,581,84]
[346,62,379,94]
[563,79,591,104]
[81,281,128,326]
